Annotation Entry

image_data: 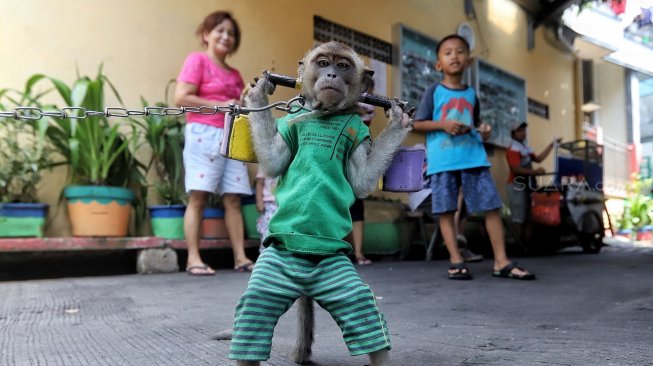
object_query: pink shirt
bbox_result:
[177,52,244,128]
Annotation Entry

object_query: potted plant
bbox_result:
[133,90,187,240]
[17,66,146,236]
[618,175,653,241]
[202,194,227,239]
[0,110,54,237]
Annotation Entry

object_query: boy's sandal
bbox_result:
[492,262,536,281]
[448,262,473,280]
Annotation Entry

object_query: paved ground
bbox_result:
[1,243,653,366]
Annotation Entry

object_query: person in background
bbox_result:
[412,34,535,281]
[255,167,278,251]
[506,121,560,245]
[175,11,254,275]
[345,80,376,265]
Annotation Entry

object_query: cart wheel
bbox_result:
[579,212,603,254]
[580,233,603,254]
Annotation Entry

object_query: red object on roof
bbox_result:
[611,0,627,15]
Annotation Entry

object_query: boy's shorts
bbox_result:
[183,123,252,195]
[430,167,502,214]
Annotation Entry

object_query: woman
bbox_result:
[175,11,254,275]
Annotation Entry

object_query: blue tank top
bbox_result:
[425,84,490,175]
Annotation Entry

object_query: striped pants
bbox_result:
[228,245,391,361]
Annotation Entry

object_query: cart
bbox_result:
[527,139,606,254]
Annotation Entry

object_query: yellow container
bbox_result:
[220,112,257,163]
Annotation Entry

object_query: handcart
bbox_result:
[527,139,606,254]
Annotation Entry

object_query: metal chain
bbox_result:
[0,96,309,121]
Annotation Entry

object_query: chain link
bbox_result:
[0,97,310,121]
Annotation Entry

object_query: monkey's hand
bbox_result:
[245,71,276,109]
[387,99,413,130]
[348,99,412,198]
[247,72,291,178]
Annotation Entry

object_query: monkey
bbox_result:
[227,41,411,366]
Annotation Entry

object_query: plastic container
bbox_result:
[202,207,228,239]
[220,112,257,163]
[382,146,425,192]
[149,205,186,239]
[0,203,49,237]
[241,195,260,239]
[64,185,134,237]
[636,226,652,241]
[615,228,632,240]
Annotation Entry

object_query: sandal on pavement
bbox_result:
[186,264,215,276]
[492,262,535,281]
[234,262,255,272]
[356,257,372,266]
[448,262,472,280]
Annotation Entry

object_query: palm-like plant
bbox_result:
[15,65,146,187]
[1,66,150,236]
[132,93,186,206]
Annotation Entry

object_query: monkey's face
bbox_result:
[307,53,357,110]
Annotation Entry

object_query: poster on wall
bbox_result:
[472,59,527,148]
[393,25,441,109]
[393,24,473,110]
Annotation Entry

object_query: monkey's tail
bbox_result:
[211,328,233,341]
[292,296,314,363]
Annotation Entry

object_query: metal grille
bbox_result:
[313,16,392,64]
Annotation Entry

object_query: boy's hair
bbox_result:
[436,34,470,55]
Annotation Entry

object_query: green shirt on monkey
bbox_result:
[263,110,371,255]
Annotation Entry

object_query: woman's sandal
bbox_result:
[448,262,473,280]
[356,257,372,266]
[492,262,536,281]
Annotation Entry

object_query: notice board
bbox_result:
[471,59,527,148]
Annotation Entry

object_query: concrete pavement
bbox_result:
[1,243,652,365]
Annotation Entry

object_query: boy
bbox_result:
[506,121,560,244]
[412,34,535,280]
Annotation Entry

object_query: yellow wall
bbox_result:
[1,0,577,236]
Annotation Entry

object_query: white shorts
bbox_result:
[183,123,252,195]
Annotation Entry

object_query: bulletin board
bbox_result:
[393,24,472,111]
[471,59,527,148]
[393,25,441,109]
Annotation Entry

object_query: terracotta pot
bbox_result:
[64,185,134,237]
[202,207,228,239]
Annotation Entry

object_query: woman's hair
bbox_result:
[196,11,241,53]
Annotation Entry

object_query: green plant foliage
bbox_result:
[130,80,186,206]
[0,118,54,203]
[618,175,653,230]
[1,66,150,234]
[11,65,147,187]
